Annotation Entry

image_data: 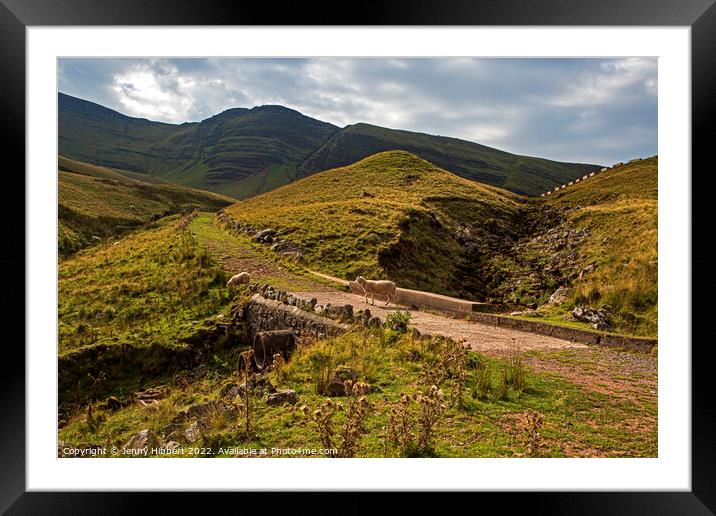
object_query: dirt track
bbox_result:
[300,290,587,353]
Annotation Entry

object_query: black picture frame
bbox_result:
[2,0,710,512]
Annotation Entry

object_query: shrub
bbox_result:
[385,310,412,332]
[521,410,544,457]
[505,352,527,394]
[471,357,491,400]
[386,385,446,457]
[307,349,335,395]
[302,381,373,458]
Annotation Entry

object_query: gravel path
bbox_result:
[300,290,587,353]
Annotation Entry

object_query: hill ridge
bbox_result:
[59,92,599,198]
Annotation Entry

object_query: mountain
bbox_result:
[59,92,599,198]
[300,123,597,195]
[58,156,235,256]
[59,93,339,199]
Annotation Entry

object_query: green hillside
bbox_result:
[58,156,235,256]
[539,157,658,336]
[59,93,598,198]
[58,214,230,355]
[225,150,528,297]
[226,151,658,337]
[300,123,598,196]
[59,93,339,199]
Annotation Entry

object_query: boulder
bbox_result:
[360,309,372,326]
[238,375,277,397]
[266,389,298,406]
[124,429,159,451]
[270,240,301,254]
[368,316,382,328]
[220,383,240,400]
[339,304,354,322]
[103,396,122,411]
[254,228,276,243]
[184,421,202,443]
[392,320,408,333]
[571,306,612,331]
[326,366,358,397]
[185,400,238,422]
[548,286,572,305]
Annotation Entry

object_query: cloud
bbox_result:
[58,57,657,165]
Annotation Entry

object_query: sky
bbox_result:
[58,57,657,166]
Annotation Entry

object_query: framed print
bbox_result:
[2,0,711,512]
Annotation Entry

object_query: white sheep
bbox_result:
[226,271,250,288]
[355,276,397,306]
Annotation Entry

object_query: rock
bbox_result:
[572,306,612,331]
[326,366,358,396]
[271,240,301,254]
[360,191,374,198]
[361,309,372,326]
[184,421,202,443]
[103,396,122,411]
[548,286,572,305]
[339,304,354,322]
[280,251,304,262]
[392,320,408,333]
[254,228,276,243]
[124,429,159,451]
[510,309,540,317]
[368,316,382,328]
[135,386,168,405]
[167,401,239,431]
[163,420,184,440]
[220,383,240,400]
[238,375,276,397]
[314,304,325,315]
[578,264,596,279]
[165,441,181,450]
[266,389,298,406]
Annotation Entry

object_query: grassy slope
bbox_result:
[300,123,599,196]
[57,204,656,458]
[225,150,525,296]
[226,151,657,337]
[58,214,231,355]
[58,327,656,458]
[541,157,658,336]
[58,156,235,255]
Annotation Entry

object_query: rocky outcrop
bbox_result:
[253,228,277,243]
[163,400,239,443]
[548,286,572,305]
[266,389,298,406]
[572,306,613,331]
[124,429,160,451]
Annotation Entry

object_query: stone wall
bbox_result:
[469,312,657,352]
[245,294,351,339]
